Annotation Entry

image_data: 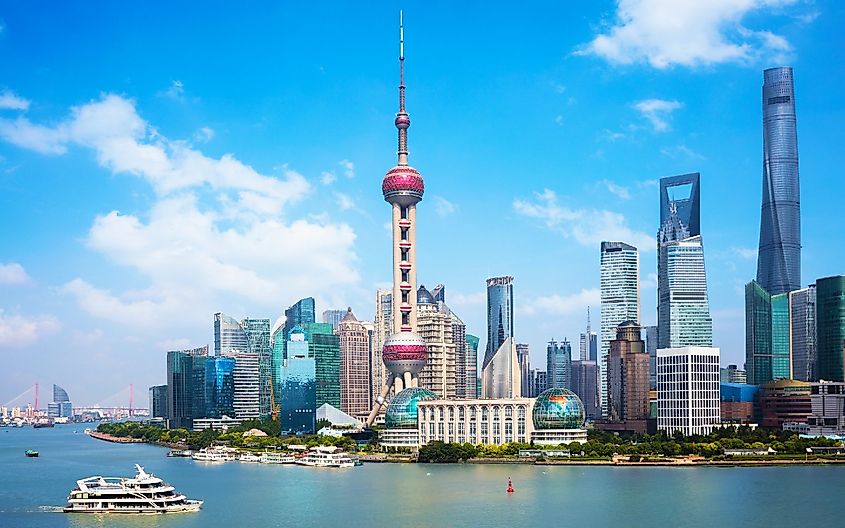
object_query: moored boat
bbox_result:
[167,449,193,458]
[295,446,355,468]
[191,447,235,462]
[238,452,261,463]
[259,452,296,464]
[63,464,202,514]
[25,449,39,458]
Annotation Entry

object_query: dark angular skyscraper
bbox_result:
[757,67,801,295]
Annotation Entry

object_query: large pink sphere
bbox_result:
[382,165,424,206]
[382,331,427,376]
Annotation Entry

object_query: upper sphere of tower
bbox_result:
[382,165,424,206]
[395,114,411,129]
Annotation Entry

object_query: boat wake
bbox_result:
[38,506,64,513]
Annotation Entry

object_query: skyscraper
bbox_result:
[790,285,816,381]
[579,307,598,361]
[366,14,430,425]
[242,318,272,418]
[757,67,801,296]
[816,276,845,382]
[517,343,531,394]
[284,298,317,354]
[644,325,658,390]
[481,337,521,398]
[372,289,393,405]
[230,351,260,420]
[571,360,600,420]
[417,285,457,399]
[166,345,208,430]
[600,242,640,416]
[657,346,721,436]
[746,280,791,384]
[204,356,235,418]
[149,385,167,419]
[546,339,572,389]
[484,276,514,370]
[304,322,341,409]
[657,173,712,349]
[213,313,248,357]
[607,322,650,424]
[322,309,346,333]
[339,307,371,416]
[452,310,469,399]
[281,328,317,434]
[465,334,479,399]
[48,384,72,418]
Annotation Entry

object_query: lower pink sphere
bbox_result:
[382,331,427,376]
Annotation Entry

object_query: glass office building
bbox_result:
[303,322,341,408]
[280,330,317,434]
[166,345,208,430]
[213,313,248,357]
[242,318,272,418]
[745,281,790,384]
[149,385,168,419]
[757,67,801,295]
[816,276,845,381]
[546,339,572,390]
[204,356,235,418]
[483,276,514,374]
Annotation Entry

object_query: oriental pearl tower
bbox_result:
[366,12,429,426]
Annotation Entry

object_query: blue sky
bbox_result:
[1,1,842,406]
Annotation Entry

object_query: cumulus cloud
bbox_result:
[0,93,361,328]
[0,90,29,111]
[194,126,214,143]
[450,291,486,307]
[513,189,654,251]
[320,171,336,185]
[576,0,799,68]
[334,192,355,210]
[160,80,185,101]
[599,179,631,200]
[0,309,60,348]
[634,99,682,132]
[432,196,457,217]
[733,246,757,259]
[520,289,601,317]
[339,159,355,178]
[0,263,30,285]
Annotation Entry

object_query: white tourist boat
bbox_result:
[63,464,202,514]
[260,452,296,464]
[191,447,235,462]
[238,452,261,463]
[295,446,355,468]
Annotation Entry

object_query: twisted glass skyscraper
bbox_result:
[757,67,801,295]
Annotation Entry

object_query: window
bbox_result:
[767,95,791,105]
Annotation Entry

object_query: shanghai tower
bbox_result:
[756,67,801,295]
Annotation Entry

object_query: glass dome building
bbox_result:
[384,387,438,429]
[532,388,586,430]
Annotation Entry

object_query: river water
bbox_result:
[1,424,843,527]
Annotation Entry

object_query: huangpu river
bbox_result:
[2,424,844,527]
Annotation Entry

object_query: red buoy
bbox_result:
[507,477,515,494]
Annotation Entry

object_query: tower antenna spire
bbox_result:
[395,10,410,165]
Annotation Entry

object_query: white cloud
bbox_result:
[513,188,654,251]
[2,94,362,328]
[0,309,60,348]
[520,289,601,317]
[161,80,185,101]
[554,115,564,126]
[335,192,355,210]
[0,263,30,285]
[733,246,757,259]
[339,159,355,178]
[0,90,29,111]
[320,171,336,185]
[450,291,486,307]
[601,129,626,142]
[194,126,214,143]
[634,98,682,132]
[599,179,631,200]
[551,82,567,94]
[660,144,705,160]
[576,0,799,69]
[432,196,457,217]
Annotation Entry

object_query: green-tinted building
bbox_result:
[817,276,845,381]
[242,318,271,418]
[303,322,340,408]
[165,345,209,430]
[745,280,791,384]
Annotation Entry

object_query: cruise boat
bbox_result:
[259,452,295,464]
[295,446,355,468]
[167,449,193,458]
[191,447,235,462]
[63,464,202,514]
[238,452,261,463]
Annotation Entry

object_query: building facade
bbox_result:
[759,379,811,428]
[482,337,521,399]
[571,360,600,420]
[451,310,469,399]
[757,66,801,296]
[579,307,598,362]
[816,276,845,382]
[745,280,792,384]
[547,339,572,390]
[607,322,650,423]
[465,334,479,399]
[790,285,816,381]
[204,356,235,418]
[656,346,720,436]
[48,384,72,418]
[149,385,167,420]
[339,308,371,416]
[600,241,640,416]
[230,351,260,420]
[166,345,208,430]
[242,318,272,418]
[484,276,514,375]
[280,332,317,434]
[372,289,393,404]
[657,173,713,350]
[417,286,457,399]
[213,313,248,357]
[645,325,658,390]
[720,364,748,384]
[304,322,341,409]
[322,309,346,332]
[517,343,531,396]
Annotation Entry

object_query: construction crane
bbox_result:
[268,379,280,421]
